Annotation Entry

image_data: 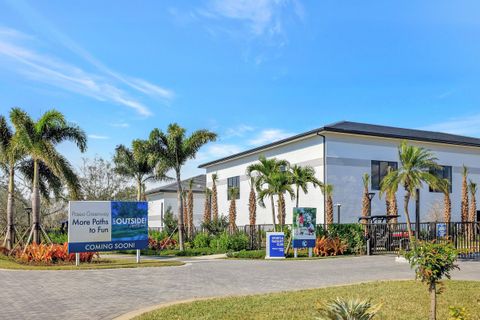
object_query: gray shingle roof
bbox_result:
[145,174,206,195]
[198,121,480,168]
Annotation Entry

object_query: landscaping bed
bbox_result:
[133,280,480,320]
[0,254,183,270]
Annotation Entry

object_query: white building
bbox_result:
[146,175,206,229]
[198,121,480,226]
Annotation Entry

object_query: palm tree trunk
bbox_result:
[404,189,414,242]
[295,186,299,208]
[32,159,41,244]
[5,165,15,250]
[429,282,436,320]
[136,178,142,201]
[175,169,184,251]
[270,196,277,230]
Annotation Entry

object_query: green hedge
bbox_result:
[316,224,365,255]
[226,250,265,259]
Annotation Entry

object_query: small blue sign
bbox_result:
[293,239,316,248]
[266,232,285,259]
[437,223,447,238]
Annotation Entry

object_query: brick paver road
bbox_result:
[1,256,479,320]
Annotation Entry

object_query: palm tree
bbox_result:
[256,170,295,229]
[0,116,23,250]
[187,179,194,238]
[228,187,238,234]
[203,188,212,225]
[469,181,477,223]
[11,108,87,244]
[182,190,188,238]
[113,139,168,201]
[380,141,439,241]
[211,173,219,223]
[435,179,451,224]
[321,184,334,225]
[248,177,257,226]
[461,166,469,223]
[290,164,322,208]
[385,167,399,223]
[247,156,289,229]
[361,173,370,224]
[148,124,217,250]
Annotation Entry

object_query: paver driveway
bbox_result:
[1,255,479,320]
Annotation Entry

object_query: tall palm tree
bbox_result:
[0,116,23,250]
[187,179,194,238]
[113,139,168,201]
[469,181,477,223]
[211,173,219,223]
[148,124,217,250]
[435,178,451,224]
[290,164,322,208]
[203,188,212,225]
[11,108,87,244]
[247,156,289,229]
[380,141,439,241]
[361,173,370,224]
[461,166,469,223]
[248,177,257,226]
[182,190,188,238]
[256,170,295,230]
[385,167,399,223]
[228,187,238,234]
[321,184,334,225]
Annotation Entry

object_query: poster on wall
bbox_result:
[292,207,316,248]
[68,201,149,253]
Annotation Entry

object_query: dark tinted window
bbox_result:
[227,176,240,200]
[430,165,452,193]
[371,160,398,190]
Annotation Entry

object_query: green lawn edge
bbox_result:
[133,280,480,320]
[0,255,184,270]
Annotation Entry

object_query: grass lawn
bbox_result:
[134,280,480,320]
[0,254,184,270]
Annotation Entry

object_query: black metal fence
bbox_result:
[365,222,480,258]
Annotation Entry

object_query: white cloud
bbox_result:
[420,114,480,137]
[199,0,304,38]
[0,26,173,116]
[110,122,130,128]
[224,124,255,138]
[88,134,109,140]
[248,128,294,146]
[195,143,244,162]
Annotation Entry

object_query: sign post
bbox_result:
[292,207,316,258]
[265,232,285,259]
[68,201,149,259]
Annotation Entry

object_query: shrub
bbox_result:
[316,224,365,255]
[448,306,469,320]
[148,237,177,250]
[314,236,347,257]
[15,243,98,265]
[317,298,381,320]
[227,250,265,259]
[209,232,230,252]
[149,229,168,242]
[228,232,249,251]
[47,230,68,244]
[202,215,229,236]
[193,232,211,248]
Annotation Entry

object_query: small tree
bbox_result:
[248,177,257,226]
[405,241,459,320]
[321,184,334,225]
[187,179,194,238]
[211,173,219,223]
[468,181,477,223]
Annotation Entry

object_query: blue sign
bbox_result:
[266,232,285,259]
[437,223,447,238]
[68,201,149,253]
[293,239,316,248]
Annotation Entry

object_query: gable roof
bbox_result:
[198,121,480,168]
[145,174,206,195]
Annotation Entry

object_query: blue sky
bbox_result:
[1,0,480,182]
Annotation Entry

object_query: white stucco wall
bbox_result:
[146,192,206,229]
[202,132,480,226]
[326,132,480,223]
[205,134,325,226]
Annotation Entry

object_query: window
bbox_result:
[430,165,452,193]
[227,176,240,200]
[371,160,398,190]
